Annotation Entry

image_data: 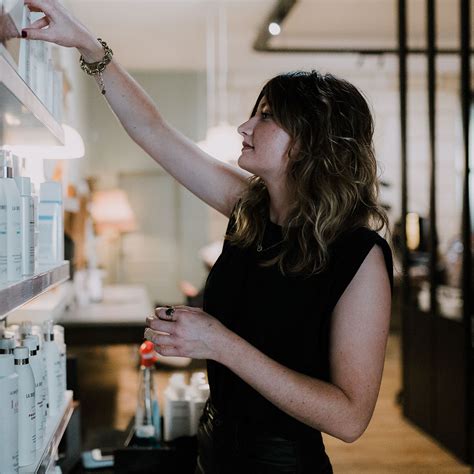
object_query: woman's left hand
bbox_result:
[145,305,229,361]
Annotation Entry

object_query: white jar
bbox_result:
[0,354,19,472]
[14,346,36,467]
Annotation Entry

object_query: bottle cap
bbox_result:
[139,340,158,367]
[43,319,55,341]
[14,176,31,196]
[20,320,33,338]
[13,346,29,360]
[23,335,40,353]
[54,325,65,344]
[0,355,15,376]
[0,149,12,178]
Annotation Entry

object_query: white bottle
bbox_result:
[23,336,46,449]
[32,325,48,419]
[188,372,210,436]
[18,6,31,84]
[53,325,66,404]
[0,180,7,284]
[163,373,191,441]
[15,176,35,277]
[42,320,62,416]
[0,150,22,282]
[14,346,36,467]
[0,354,19,473]
[38,182,63,266]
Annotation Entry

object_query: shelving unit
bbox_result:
[0,261,70,320]
[0,53,65,145]
[19,390,74,474]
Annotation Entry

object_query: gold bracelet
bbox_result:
[79,38,113,95]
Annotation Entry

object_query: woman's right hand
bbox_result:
[23,0,103,61]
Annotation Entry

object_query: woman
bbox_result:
[22,1,393,472]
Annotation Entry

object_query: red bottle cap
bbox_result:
[140,340,158,367]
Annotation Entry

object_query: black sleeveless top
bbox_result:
[203,210,393,444]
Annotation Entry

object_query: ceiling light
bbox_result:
[268,22,281,36]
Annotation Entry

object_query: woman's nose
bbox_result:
[237,118,254,137]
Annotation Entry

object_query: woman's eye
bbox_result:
[261,111,272,119]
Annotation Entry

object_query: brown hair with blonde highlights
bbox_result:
[228,70,392,277]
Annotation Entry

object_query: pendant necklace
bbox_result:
[256,220,284,252]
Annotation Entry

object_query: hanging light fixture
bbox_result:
[197,2,241,165]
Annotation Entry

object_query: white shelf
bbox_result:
[19,390,74,474]
[0,261,70,320]
[0,53,65,145]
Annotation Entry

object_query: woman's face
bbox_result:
[237,97,292,181]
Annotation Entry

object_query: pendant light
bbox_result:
[197,2,241,165]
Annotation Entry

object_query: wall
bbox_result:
[84,70,212,304]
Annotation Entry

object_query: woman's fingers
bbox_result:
[22,26,52,41]
[24,0,56,18]
[29,16,50,29]
[146,316,174,333]
[144,328,174,345]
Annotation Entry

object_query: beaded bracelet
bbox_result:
[79,38,113,95]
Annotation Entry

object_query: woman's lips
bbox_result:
[242,145,254,151]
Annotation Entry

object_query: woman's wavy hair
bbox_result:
[227,70,392,277]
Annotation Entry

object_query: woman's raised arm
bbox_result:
[23,0,250,217]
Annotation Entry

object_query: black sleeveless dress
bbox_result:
[198,210,394,473]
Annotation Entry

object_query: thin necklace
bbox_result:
[256,220,284,252]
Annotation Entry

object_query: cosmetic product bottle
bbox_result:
[23,336,45,449]
[0,150,22,282]
[14,176,35,277]
[14,346,36,467]
[38,182,63,266]
[188,372,210,436]
[163,373,191,441]
[0,179,7,284]
[31,325,48,419]
[54,325,66,402]
[135,341,160,443]
[18,5,31,85]
[0,354,19,473]
[42,320,61,415]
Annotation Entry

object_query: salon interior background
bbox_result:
[61,0,474,302]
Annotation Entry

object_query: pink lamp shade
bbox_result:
[90,189,137,235]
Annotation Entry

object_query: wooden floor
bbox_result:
[72,332,472,473]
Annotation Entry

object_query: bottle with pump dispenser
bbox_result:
[43,320,62,415]
[0,354,19,473]
[163,373,191,441]
[23,335,46,449]
[14,346,36,467]
[14,175,35,276]
[135,341,161,444]
[0,150,22,281]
